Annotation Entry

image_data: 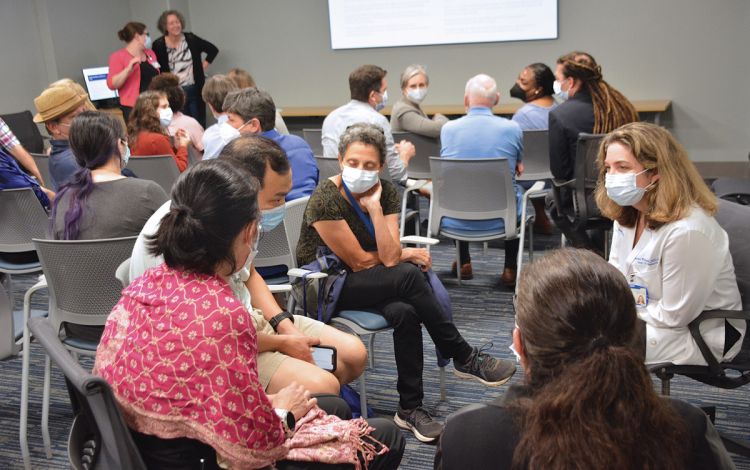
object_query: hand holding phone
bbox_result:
[311,345,337,372]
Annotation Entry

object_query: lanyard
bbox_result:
[341,182,376,240]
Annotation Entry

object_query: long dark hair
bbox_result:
[557,51,638,133]
[148,160,260,275]
[51,111,124,240]
[512,248,689,469]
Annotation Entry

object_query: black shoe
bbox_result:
[454,343,516,386]
[394,406,444,443]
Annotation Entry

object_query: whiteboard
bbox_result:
[328,0,558,50]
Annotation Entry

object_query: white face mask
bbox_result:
[159,107,173,127]
[605,169,652,206]
[218,121,241,145]
[143,34,152,49]
[553,79,569,101]
[341,166,379,193]
[235,224,261,282]
[407,87,428,103]
[375,90,388,111]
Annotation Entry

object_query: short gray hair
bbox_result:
[222,88,276,131]
[337,122,386,165]
[400,64,429,89]
[465,74,498,106]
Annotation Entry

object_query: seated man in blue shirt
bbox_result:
[221,88,318,201]
[440,74,524,287]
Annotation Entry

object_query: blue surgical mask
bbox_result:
[159,107,173,127]
[553,79,569,101]
[407,87,427,104]
[261,204,286,232]
[144,34,152,49]
[605,169,652,206]
[375,90,388,111]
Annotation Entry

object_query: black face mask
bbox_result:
[509,83,528,102]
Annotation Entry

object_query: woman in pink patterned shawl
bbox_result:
[94,159,404,470]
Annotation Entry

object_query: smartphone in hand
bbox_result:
[311,345,337,372]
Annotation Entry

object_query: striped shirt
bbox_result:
[167,37,194,86]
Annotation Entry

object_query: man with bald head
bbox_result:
[440,74,524,287]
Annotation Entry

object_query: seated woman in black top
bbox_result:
[296,122,517,444]
[435,248,734,470]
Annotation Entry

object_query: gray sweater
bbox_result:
[389,97,448,138]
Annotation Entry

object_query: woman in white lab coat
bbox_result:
[595,122,743,366]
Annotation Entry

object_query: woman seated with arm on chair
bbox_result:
[94,159,404,470]
[296,122,517,444]
[595,122,744,366]
[128,90,190,172]
[436,248,735,470]
[390,64,448,138]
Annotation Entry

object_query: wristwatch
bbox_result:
[274,408,296,436]
[269,310,294,332]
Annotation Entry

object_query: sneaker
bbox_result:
[454,343,516,386]
[394,406,444,443]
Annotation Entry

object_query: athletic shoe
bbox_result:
[394,406,444,443]
[454,343,516,386]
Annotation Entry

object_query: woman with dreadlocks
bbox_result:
[546,51,638,251]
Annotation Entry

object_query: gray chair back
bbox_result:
[428,157,518,239]
[0,188,49,253]
[715,200,750,310]
[30,152,53,187]
[518,130,552,182]
[315,155,341,181]
[33,236,137,332]
[573,133,607,220]
[126,155,180,194]
[0,111,45,153]
[392,131,439,180]
[187,144,201,167]
[256,196,310,270]
[27,316,147,470]
[303,128,323,156]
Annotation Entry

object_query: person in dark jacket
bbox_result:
[435,248,735,470]
[152,10,218,127]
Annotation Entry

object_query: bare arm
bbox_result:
[8,145,44,185]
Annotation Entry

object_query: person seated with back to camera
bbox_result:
[435,248,735,470]
[129,134,367,397]
[127,90,190,172]
[296,122,517,444]
[95,159,404,470]
[595,122,744,366]
[201,74,240,160]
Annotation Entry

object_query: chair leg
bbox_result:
[42,354,52,458]
[661,377,670,396]
[20,318,32,470]
[439,366,446,401]
[358,370,368,418]
[529,220,535,262]
[455,240,462,286]
[367,333,376,369]
[560,233,567,247]
[0,274,17,359]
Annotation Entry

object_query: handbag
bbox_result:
[293,246,348,324]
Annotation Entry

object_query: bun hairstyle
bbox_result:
[148,160,260,275]
[52,111,124,240]
[512,248,689,470]
[117,22,146,42]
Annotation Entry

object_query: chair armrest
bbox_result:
[404,179,428,192]
[522,181,547,200]
[267,284,293,294]
[400,235,440,246]
[287,268,328,280]
[687,309,750,375]
[552,178,576,188]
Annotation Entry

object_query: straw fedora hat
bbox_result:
[33,86,85,123]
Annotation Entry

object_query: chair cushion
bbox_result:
[337,310,390,330]
[439,227,506,240]
[264,275,290,285]
[61,336,99,352]
[0,251,40,273]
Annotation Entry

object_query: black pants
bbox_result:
[182,84,206,128]
[338,263,474,410]
[130,395,404,470]
[457,238,519,269]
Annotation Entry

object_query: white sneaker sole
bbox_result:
[393,413,440,443]
[453,367,515,387]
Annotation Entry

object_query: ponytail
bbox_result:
[51,168,96,240]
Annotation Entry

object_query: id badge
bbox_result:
[630,284,648,308]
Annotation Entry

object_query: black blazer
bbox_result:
[152,32,219,89]
[547,88,594,181]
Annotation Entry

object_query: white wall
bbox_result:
[1,0,748,162]
[188,0,750,162]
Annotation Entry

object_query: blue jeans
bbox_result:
[181,84,205,127]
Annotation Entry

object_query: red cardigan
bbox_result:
[131,131,188,172]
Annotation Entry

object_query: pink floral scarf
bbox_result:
[94,265,386,469]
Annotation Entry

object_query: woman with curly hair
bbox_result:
[128,90,189,172]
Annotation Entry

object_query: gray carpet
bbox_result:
[2,230,749,469]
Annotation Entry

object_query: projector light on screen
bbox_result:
[328,0,558,50]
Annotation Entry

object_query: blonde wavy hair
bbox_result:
[594,122,716,229]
